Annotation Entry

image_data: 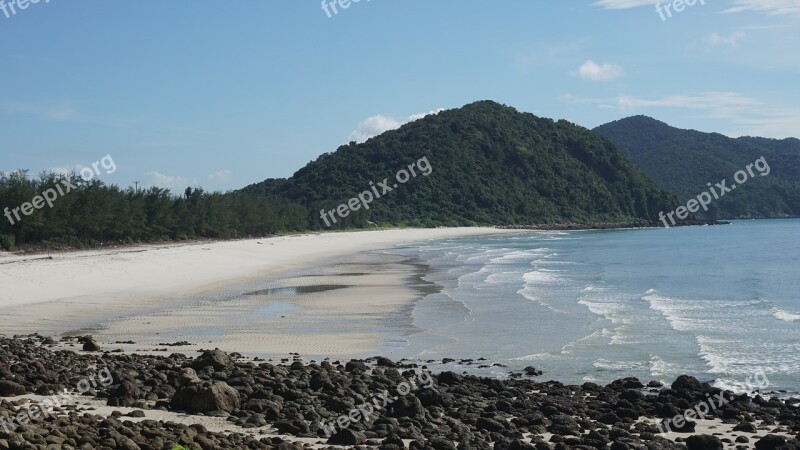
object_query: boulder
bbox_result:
[172,381,240,413]
[327,428,367,446]
[0,380,26,396]
[80,336,101,352]
[755,435,787,450]
[686,435,723,450]
[190,350,233,371]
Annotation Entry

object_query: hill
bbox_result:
[594,116,800,219]
[242,101,680,227]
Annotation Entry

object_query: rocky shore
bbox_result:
[1,335,798,450]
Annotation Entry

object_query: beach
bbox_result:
[2,226,799,449]
[0,227,518,357]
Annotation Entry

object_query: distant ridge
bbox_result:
[595,116,800,219]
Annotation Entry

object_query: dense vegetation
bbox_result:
[595,116,800,219]
[243,101,680,228]
[2,101,682,251]
[0,172,308,250]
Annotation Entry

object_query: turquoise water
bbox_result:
[392,220,800,394]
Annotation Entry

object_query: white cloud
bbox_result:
[207,169,232,181]
[723,0,800,16]
[347,108,445,143]
[1,101,75,121]
[570,60,624,81]
[562,91,800,138]
[709,31,747,45]
[593,0,657,9]
[595,0,800,15]
[144,171,188,189]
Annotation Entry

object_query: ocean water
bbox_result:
[389,220,800,394]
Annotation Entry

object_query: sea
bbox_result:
[388,219,800,395]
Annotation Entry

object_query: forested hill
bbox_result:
[0,101,683,251]
[242,100,679,227]
[594,116,800,219]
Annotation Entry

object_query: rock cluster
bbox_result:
[2,335,799,450]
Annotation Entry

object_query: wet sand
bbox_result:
[0,228,518,358]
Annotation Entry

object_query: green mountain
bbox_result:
[594,116,800,219]
[242,101,680,227]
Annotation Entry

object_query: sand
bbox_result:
[0,228,519,358]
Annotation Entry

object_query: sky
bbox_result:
[1,0,799,192]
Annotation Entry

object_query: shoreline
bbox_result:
[0,227,522,356]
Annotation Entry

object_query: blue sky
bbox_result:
[1,0,798,192]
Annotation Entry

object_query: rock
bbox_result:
[172,381,240,413]
[476,417,506,432]
[80,336,101,352]
[686,435,723,450]
[754,435,787,450]
[178,367,201,386]
[598,412,622,425]
[375,356,396,367]
[191,349,233,370]
[327,428,367,445]
[671,375,705,392]
[107,380,141,407]
[524,366,543,376]
[428,437,457,450]
[345,360,368,372]
[733,422,758,433]
[0,380,26,396]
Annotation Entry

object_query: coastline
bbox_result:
[0,227,521,357]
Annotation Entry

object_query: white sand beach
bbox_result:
[0,228,519,358]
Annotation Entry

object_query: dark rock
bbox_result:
[524,366,543,376]
[671,375,705,392]
[0,380,26,396]
[428,437,457,450]
[327,428,367,445]
[375,356,396,367]
[733,422,758,433]
[686,435,723,450]
[345,360,368,372]
[755,435,787,450]
[80,336,101,352]
[172,381,240,412]
[178,367,201,386]
[191,349,233,370]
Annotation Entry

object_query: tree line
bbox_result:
[0,170,311,251]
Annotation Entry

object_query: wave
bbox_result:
[773,307,800,323]
[593,358,648,371]
[644,290,771,332]
[577,297,629,325]
[560,328,613,354]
